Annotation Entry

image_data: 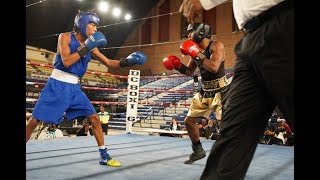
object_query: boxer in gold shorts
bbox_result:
[163,22,230,164]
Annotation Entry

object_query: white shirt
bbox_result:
[199,0,285,29]
[172,124,177,131]
[38,127,64,140]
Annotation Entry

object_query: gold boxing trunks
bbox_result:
[187,75,229,121]
[202,75,229,91]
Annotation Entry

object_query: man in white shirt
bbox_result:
[179,0,293,179]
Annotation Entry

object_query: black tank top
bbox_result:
[193,40,225,81]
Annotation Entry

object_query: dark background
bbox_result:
[26,0,159,58]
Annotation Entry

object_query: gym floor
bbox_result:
[26,133,294,180]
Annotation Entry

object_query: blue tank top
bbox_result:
[53,33,91,77]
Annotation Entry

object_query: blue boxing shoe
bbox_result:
[99,148,121,167]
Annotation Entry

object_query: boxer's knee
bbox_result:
[88,114,100,126]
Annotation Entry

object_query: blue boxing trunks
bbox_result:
[32,69,96,124]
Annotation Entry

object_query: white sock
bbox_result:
[98,145,106,150]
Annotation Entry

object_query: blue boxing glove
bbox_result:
[120,51,147,67]
[77,31,107,57]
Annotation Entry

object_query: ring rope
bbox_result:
[26,81,194,94]
[26,61,233,79]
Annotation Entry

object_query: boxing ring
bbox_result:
[26,62,293,180]
[26,133,294,180]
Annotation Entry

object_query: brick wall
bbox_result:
[109,0,244,76]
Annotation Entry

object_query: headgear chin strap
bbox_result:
[187,22,212,44]
[74,10,100,38]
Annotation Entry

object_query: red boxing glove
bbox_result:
[163,55,182,70]
[180,40,206,61]
[180,40,201,58]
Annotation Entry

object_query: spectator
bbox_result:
[277,119,294,136]
[170,118,182,131]
[274,122,294,146]
[204,119,220,140]
[170,118,183,138]
[263,119,281,145]
[98,105,110,135]
[76,119,94,136]
[37,123,64,140]
[197,118,208,138]
[160,118,183,138]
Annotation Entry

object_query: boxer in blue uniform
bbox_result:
[26,10,147,167]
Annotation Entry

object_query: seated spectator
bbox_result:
[170,118,183,138]
[274,122,294,146]
[204,119,220,140]
[76,119,94,136]
[262,119,282,145]
[160,118,183,138]
[197,118,208,138]
[37,123,64,140]
[277,119,294,136]
[169,118,182,131]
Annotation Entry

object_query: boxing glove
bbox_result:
[120,51,147,67]
[180,39,206,60]
[77,31,107,57]
[163,55,187,74]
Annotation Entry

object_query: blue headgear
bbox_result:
[74,10,100,38]
[187,22,212,44]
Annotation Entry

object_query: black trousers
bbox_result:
[101,123,108,134]
[200,2,293,180]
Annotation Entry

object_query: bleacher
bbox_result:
[105,74,194,130]
[82,71,121,86]
[159,113,187,130]
[26,61,199,131]
[107,105,161,130]
[26,60,122,87]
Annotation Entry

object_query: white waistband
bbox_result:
[50,69,80,84]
